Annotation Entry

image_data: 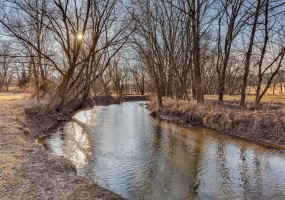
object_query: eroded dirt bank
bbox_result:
[0,97,124,199]
[150,97,285,148]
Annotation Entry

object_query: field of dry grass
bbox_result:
[0,93,30,101]
[205,94,285,104]
[0,92,123,200]
[205,83,285,104]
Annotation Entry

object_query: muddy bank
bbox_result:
[150,97,285,148]
[0,98,124,200]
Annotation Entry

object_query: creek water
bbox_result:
[44,101,285,199]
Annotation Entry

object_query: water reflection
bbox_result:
[45,101,285,199]
[46,123,90,169]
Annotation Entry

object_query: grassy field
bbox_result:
[204,83,285,104]
[0,93,30,101]
[205,94,285,104]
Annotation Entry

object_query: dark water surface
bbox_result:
[45,101,285,200]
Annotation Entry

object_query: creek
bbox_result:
[44,101,285,199]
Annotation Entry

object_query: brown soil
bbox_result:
[149,96,285,148]
[0,96,124,199]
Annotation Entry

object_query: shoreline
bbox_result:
[0,96,127,199]
[38,95,149,140]
[151,112,285,150]
[149,97,285,150]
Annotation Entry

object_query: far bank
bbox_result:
[149,95,285,148]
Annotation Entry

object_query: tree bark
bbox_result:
[240,0,261,107]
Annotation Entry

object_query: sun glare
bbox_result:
[77,33,83,40]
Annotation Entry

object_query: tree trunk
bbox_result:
[254,0,269,109]
[240,0,261,107]
[191,0,204,104]
[272,83,276,94]
[47,68,74,111]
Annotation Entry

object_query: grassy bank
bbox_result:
[149,95,285,147]
[0,93,123,200]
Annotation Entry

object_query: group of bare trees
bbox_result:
[0,0,285,111]
[130,0,285,108]
[0,41,29,92]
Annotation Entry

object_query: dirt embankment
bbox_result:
[150,97,285,147]
[0,97,124,199]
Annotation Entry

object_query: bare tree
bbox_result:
[188,0,205,104]
[0,0,132,112]
[253,0,285,108]
[130,63,146,95]
[215,0,246,103]
[240,0,262,107]
[177,0,216,104]
[130,0,168,107]
[0,43,13,92]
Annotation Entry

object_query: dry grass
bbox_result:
[150,95,285,147]
[204,83,285,104]
[0,93,30,101]
[205,94,285,104]
[0,94,124,200]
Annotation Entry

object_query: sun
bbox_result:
[77,33,83,40]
